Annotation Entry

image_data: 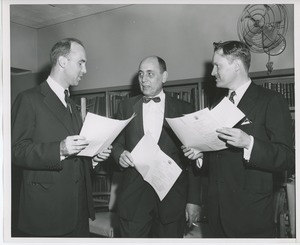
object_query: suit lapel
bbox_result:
[40,82,75,135]
[158,95,176,147]
[132,96,145,138]
[163,95,176,128]
[237,82,257,117]
[69,98,82,133]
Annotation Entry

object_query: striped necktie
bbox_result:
[64,89,72,114]
[229,91,236,104]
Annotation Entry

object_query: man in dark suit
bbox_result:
[112,56,201,238]
[11,38,112,237]
[184,40,294,238]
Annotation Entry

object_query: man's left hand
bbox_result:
[181,146,203,160]
[185,203,201,228]
[216,127,251,149]
[93,145,113,163]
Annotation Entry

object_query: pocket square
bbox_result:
[241,117,252,125]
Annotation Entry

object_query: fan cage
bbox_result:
[238,4,288,56]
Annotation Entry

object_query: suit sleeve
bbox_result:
[11,92,62,170]
[249,94,294,171]
[181,101,202,205]
[187,164,202,205]
[112,100,126,165]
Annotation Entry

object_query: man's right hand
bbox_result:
[60,135,89,157]
[119,150,135,168]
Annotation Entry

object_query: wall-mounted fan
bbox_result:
[237,4,288,74]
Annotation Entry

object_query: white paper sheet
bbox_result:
[166,97,245,152]
[78,112,135,157]
[131,133,182,201]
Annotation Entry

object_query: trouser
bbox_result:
[119,210,186,238]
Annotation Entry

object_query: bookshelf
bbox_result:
[71,77,206,120]
[251,69,295,119]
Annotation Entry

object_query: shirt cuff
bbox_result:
[60,155,66,161]
[196,158,203,168]
[92,159,98,169]
[243,135,254,161]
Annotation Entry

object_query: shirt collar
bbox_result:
[156,90,165,101]
[47,76,68,105]
[143,90,165,111]
[144,90,165,103]
[228,79,251,105]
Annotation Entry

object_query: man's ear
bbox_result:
[58,56,68,68]
[162,71,168,84]
[234,59,241,72]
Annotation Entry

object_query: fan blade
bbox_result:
[262,26,284,53]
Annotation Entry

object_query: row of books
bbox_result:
[165,87,199,110]
[92,174,111,204]
[107,89,200,117]
[92,174,111,193]
[76,82,294,119]
[261,82,295,107]
[74,94,106,120]
[108,91,132,118]
[165,91,192,103]
[75,87,201,119]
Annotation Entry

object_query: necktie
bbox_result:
[229,91,236,104]
[142,96,161,103]
[64,89,72,114]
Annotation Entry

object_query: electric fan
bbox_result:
[237,4,289,73]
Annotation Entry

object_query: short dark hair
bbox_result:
[156,56,167,73]
[49,38,84,66]
[213,40,251,71]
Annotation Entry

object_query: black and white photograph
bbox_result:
[1,0,298,244]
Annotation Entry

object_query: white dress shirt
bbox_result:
[143,90,165,143]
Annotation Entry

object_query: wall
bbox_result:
[10,23,38,72]
[18,4,295,92]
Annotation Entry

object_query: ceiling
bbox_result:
[10,4,133,29]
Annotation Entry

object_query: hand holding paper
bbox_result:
[93,145,113,162]
[181,145,203,160]
[77,112,135,157]
[166,97,245,152]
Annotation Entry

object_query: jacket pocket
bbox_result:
[243,169,273,194]
[25,170,55,189]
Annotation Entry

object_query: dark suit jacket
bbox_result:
[11,81,95,236]
[206,82,294,237]
[112,94,201,224]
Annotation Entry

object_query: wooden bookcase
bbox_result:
[71,68,295,237]
[251,68,295,120]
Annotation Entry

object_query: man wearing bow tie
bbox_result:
[112,56,201,237]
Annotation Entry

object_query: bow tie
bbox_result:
[142,96,161,103]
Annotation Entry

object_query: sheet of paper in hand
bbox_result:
[131,132,182,201]
[78,112,135,157]
[166,97,245,152]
